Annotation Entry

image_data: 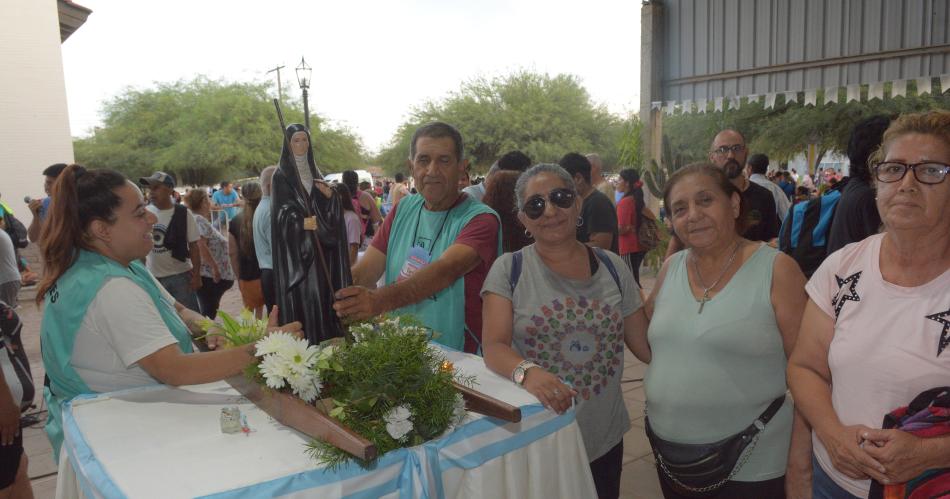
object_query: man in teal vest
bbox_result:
[333,122,501,354]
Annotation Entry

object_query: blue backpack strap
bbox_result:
[509,250,524,294]
[592,247,623,297]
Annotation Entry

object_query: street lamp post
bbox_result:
[295,56,312,130]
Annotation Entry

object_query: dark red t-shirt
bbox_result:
[372,194,499,353]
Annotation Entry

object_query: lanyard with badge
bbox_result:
[397,204,455,291]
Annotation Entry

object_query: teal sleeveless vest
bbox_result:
[41,250,194,459]
[384,194,500,349]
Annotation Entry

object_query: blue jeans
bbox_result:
[157,271,200,313]
[813,456,862,499]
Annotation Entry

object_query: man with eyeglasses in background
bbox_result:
[665,129,781,258]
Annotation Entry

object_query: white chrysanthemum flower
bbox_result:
[259,354,289,389]
[284,340,319,375]
[384,405,413,440]
[255,331,297,357]
[288,372,322,403]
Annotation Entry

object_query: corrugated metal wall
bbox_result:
[661,0,950,101]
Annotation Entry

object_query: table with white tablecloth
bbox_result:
[55,347,596,498]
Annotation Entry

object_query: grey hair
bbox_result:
[259,165,277,196]
[515,163,576,209]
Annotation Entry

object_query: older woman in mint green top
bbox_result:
[639,163,811,499]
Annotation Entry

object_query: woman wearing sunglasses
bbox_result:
[788,110,950,499]
[482,164,651,499]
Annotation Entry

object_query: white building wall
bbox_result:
[0,0,75,216]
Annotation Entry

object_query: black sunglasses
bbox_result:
[522,188,576,220]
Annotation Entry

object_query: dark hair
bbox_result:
[558,152,592,184]
[497,150,532,172]
[482,170,531,253]
[394,172,405,183]
[847,115,891,182]
[38,166,128,304]
[239,182,262,256]
[43,163,68,177]
[618,169,646,230]
[336,183,356,213]
[220,180,231,188]
[747,153,770,175]
[409,122,464,161]
[662,162,747,236]
[342,170,359,198]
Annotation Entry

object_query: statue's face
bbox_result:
[291,131,310,157]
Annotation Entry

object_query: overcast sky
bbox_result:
[62,0,642,153]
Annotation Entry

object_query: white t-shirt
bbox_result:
[71,274,183,393]
[146,205,199,278]
[807,233,950,497]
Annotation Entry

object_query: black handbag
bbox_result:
[644,394,786,497]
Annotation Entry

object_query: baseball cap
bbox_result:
[139,171,176,188]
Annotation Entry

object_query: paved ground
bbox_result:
[15,244,663,498]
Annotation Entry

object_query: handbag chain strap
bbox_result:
[654,433,761,494]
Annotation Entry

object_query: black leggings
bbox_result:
[260,268,275,314]
[590,440,624,499]
[622,251,646,288]
[197,276,234,319]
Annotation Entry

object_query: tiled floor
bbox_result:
[16,243,663,498]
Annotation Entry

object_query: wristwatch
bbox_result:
[511,360,541,386]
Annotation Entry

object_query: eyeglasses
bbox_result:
[711,144,746,156]
[873,161,950,185]
[522,188,576,220]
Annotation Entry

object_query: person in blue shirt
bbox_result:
[211,180,241,224]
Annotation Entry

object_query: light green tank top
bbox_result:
[645,244,793,482]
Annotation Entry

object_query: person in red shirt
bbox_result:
[616,168,647,287]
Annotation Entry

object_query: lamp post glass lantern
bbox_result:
[296,57,312,130]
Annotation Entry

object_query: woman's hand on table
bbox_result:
[861,428,935,484]
[819,424,889,482]
[523,368,576,414]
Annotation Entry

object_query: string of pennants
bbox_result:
[651,74,950,115]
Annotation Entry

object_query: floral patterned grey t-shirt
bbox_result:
[194,214,235,281]
[481,244,640,460]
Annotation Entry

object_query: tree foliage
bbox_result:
[74,77,365,186]
[374,71,629,175]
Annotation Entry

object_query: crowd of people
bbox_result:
[1,109,948,499]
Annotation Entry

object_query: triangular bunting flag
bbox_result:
[941,75,950,94]
[783,92,797,104]
[682,100,692,114]
[868,82,884,101]
[651,101,662,110]
[714,97,723,112]
[917,77,932,95]
[804,90,817,106]
[765,93,776,109]
[891,80,906,98]
[729,96,740,110]
[697,99,707,114]
[824,87,838,105]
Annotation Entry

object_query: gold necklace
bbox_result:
[691,241,741,314]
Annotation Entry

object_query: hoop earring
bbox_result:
[524,229,532,239]
[576,216,584,227]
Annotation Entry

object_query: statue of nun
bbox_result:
[271,123,352,344]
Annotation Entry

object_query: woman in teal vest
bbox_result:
[37,166,300,460]
[643,163,810,498]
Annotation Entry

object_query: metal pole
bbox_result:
[303,87,310,130]
[266,65,285,102]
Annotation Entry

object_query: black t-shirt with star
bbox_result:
[741,181,780,242]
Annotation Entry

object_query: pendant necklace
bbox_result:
[691,241,741,314]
